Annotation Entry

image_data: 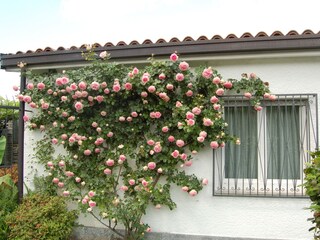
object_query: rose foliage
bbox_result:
[18,51,271,240]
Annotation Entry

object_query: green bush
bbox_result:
[0,174,18,239]
[304,150,320,239]
[6,194,78,240]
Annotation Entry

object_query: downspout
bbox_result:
[18,67,26,201]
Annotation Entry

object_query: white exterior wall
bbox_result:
[24,53,320,240]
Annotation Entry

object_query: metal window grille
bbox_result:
[213,94,318,197]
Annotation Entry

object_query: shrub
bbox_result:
[6,194,77,240]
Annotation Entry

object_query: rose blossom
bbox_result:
[176,139,185,148]
[244,92,252,99]
[185,160,192,167]
[199,131,207,138]
[78,81,87,90]
[52,178,59,184]
[269,95,276,101]
[96,95,104,103]
[186,119,194,126]
[264,93,270,99]
[192,107,201,115]
[58,160,65,167]
[197,136,205,142]
[37,82,45,90]
[104,168,112,175]
[171,150,180,158]
[13,85,19,91]
[17,94,24,101]
[216,88,224,96]
[179,61,189,71]
[75,177,81,183]
[202,178,209,185]
[202,67,213,79]
[166,84,174,90]
[175,73,184,81]
[182,186,189,192]
[23,96,32,103]
[99,51,108,59]
[61,134,68,140]
[154,144,162,153]
[210,141,219,149]
[148,85,156,93]
[65,171,74,177]
[186,111,194,119]
[29,102,37,108]
[90,81,100,90]
[203,118,213,126]
[189,189,198,196]
[223,81,233,89]
[58,182,64,188]
[84,149,91,156]
[141,91,148,98]
[104,88,110,94]
[41,102,49,109]
[89,200,96,208]
[254,105,263,111]
[180,153,187,161]
[113,84,121,92]
[176,101,183,107]
[170,53,178,62]
[120,185,128,191]
[119,155,126,161]
[159,73,166,80]
[88,191,95,198]
[107,132,113,138]
[124,82,132,90]
[131,112,138,117]
[162,126,169,132]
[213,104,221,110]
[147,139,155,146]
[212,76,221,84]
[26,83,34,90]
[186,90,193,97]
[210,96,219,103]
[126,179,135,186]
[168,135,175,142]
[119,116,125,122]
[147,162,156,170]
[141,73,150,84]
[74,101,83,111]
[51,138,58,144]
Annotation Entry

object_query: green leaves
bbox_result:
[0,136,7,165]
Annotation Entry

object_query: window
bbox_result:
[213,94,318,197]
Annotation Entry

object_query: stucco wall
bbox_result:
[23,54,320,240]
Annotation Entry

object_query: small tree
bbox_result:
[18,51,271,240]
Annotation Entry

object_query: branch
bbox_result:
[90,212,124,238]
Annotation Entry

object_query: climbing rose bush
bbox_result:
[17,51,271,240]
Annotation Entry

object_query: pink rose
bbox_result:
[99,51,108,59]
[78,81,87,90]
[159,73,166,80]
[41,102,49,110]
[91,81,100,90]
[63,191,70,197]
[89,200,96,207]
[244,92,252,99]
[106,159,115,166]
[131,112,138,117]
[155,112,161,118]
[104,168,112,175]
[203,118,213,126]
[126,116,132,122]
[61,134,68,140]
[58,160,65,167]
[263,93,270,99]
[141,73,150,84]
[56,78,63,86]
[147,162,156,170]
[74,101,83,111]
[175,73,184,81]
[61,77,69,84]
[68,116,75,122]
[124,82,132,90]
[212,77,221,84]
[186,111,194,119]
[51,138,58,144]
[29,102,37,108]
[192,107,201,115]
[176,139,185,148]
[186,90,193,97]
[180,153,187,160]
[189,189,198,196]
[23,96,32,103]
[197,136,205,142]
[175,101,183,108]
[65,171,74,177]
[61,96,68,102]
[179,61,189,71]
[170,53,178,62]
[250,73,257,79]
[13,85,19,91]
[17,94,24,101]
[26,83,34,90]
[187,119,196,126]
[47,161,53,167]
[182,186,189,192]
[52,178,59,184]
[84,149,91,156]
[96,95,104,103]
[213,104,221,110]
[107,132,113,138]
[120,185,128,191]
[166,84,174,90]
[23,115,29,122]
[202,67,213,79]
[254,105,263,111]
[141,91,148,98]
[70,83,78,90]
[162,126,169,132]
[142,179,148,187]
[216,88,224,96]
[210,141,219,149]
[119,155,126,161]
[185,160,192,167]
[129,179,135,185]
[202,178,209,185]
[147,139,155,146]
[269,95,276,101]
[75,177,81,183]
[113,84,121,92]
[88,191,95,197]
[168,135,175,142]
[104,88,110,94]
[58,182,64,188]
[153,144,162,153]
[171,150,180,158]
[199,131,207,138]
[92,122,98,128]
[148,85,156,93]
[223,81,233,89]
[119,116,125,122]
[210,96,219,103]
[101,82,107,88]
[37,82,45,90]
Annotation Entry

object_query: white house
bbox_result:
[1,29,320,240]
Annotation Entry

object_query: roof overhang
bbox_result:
[1,31,320,71]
